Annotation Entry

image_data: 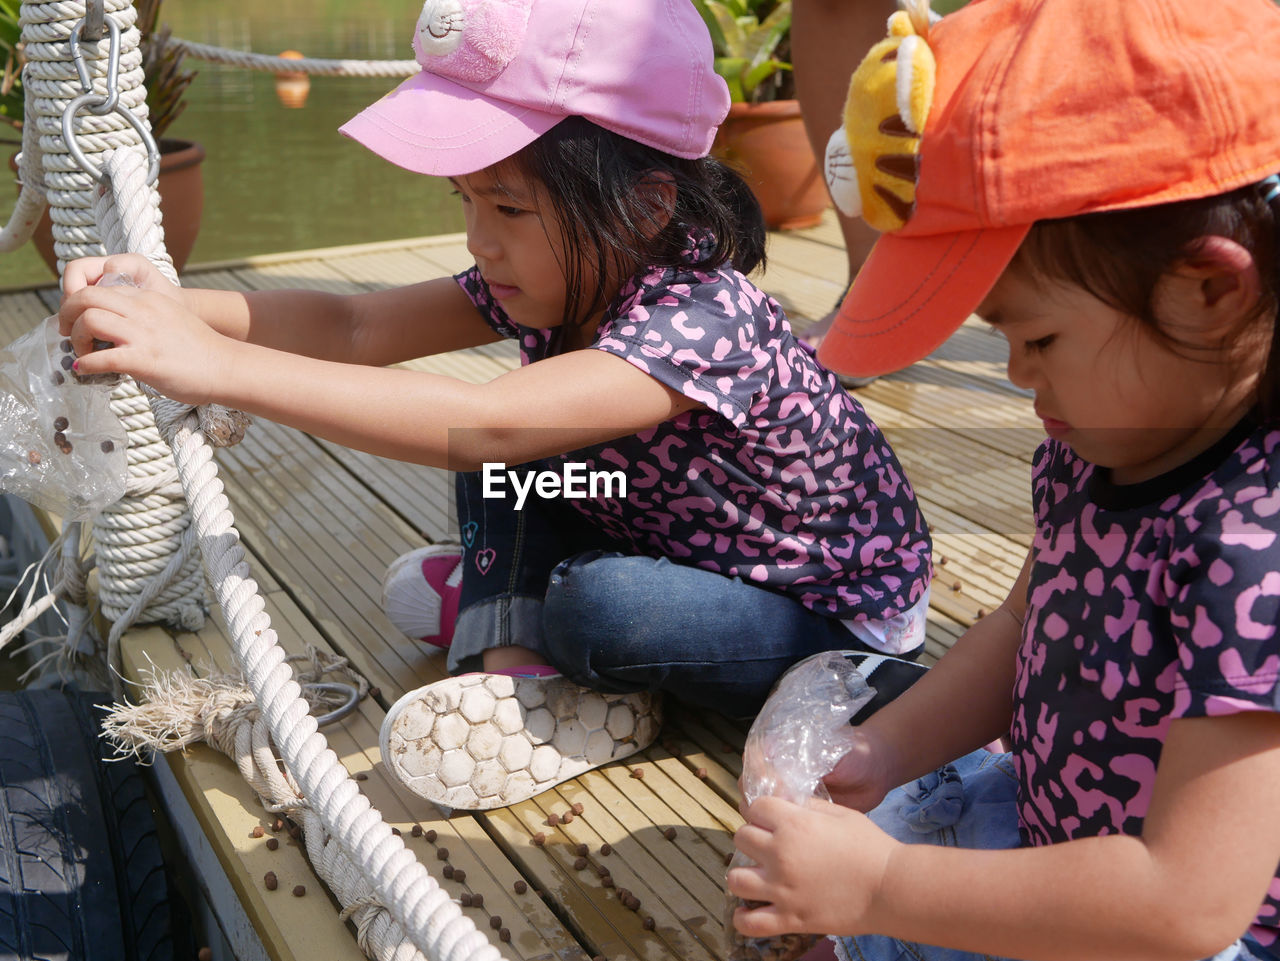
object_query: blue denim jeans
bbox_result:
[449,467,908,718]
[833,750,1277,961]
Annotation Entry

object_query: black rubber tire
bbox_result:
[0,690,186,961]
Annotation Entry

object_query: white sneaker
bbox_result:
[380,544,463,648]
[380,671,662,811]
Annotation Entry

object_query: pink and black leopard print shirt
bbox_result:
[454,236,931,631]
[1016,418,1280,945]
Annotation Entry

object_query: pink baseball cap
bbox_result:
[340,0,731,176]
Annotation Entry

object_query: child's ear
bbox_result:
[635,171,677,237]
[1158,235,1262,341]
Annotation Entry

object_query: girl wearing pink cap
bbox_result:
[730,0,1280,959]
[57,0,931,811]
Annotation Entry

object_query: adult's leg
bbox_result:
[791,0,896,349]
[540,551,879,718]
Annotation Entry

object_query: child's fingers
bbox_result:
[732,821,775,865]
[726,860,774,901]
[60,257,112,300]
[732,899,794,939]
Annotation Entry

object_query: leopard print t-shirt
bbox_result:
[1017,419,1280,944]
[454,236,931,632]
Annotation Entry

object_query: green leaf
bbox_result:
[714,55,748,102]
[741,59,790,101]
[743,1,791,68]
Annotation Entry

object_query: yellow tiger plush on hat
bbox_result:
[824,0,937,232]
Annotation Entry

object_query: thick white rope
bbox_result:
[0,0,208,673]
[5,3,503,957]
[169,38,419,78]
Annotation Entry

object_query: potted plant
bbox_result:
[2,0,206,274]
[693,0,830,231]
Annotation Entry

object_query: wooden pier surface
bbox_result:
[0,211,1037,961]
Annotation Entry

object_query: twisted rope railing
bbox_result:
[1,3,501,959]
[169,38,419,78]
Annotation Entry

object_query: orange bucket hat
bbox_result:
[816,0,1280,379]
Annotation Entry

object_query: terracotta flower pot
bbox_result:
[11,137,205,278]
[712,100,831,231]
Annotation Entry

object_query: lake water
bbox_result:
[0,0,462,288]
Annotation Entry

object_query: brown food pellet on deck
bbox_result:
[574,843,588,856]
[368,687,381,699]
[250,825,264,838]
[573,857,587,870]
[411,824,422,837]
[546,814,560,826]
[602,876,614,888]
[695,767,708,779]
[471,892,483,908]
[643,917,656,931]
[596,864,610,879]
[938,555,948,565]
[453,869,466,883]
[354,771,368,781]
[572,802,584,814]
[531,832,546,846]
[630,768,644,779]
[437,847,449,860]
[263,872,278,890]
[489,915,502,930]
[443,864,454,879]
[460,892,472,907]
[561,810,574,823]
[266,837,279,851]
[391,827,401,836]
[951,580,962,591]
[599,842,612,855]
[272,818,284,832]
[198,948,213,961]
[424,829,437,843]
[663,827,677,841]
[499,928,511,943]
[513,880,527,894]
[292,885,306,897]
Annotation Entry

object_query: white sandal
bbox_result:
[380,671,662,811]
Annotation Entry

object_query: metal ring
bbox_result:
[60,93,161,186]
[70,18,121,115]
[305,682,361,728]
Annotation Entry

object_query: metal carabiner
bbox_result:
[61,92,161,186]
[69,17,121,116]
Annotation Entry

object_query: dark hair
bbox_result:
[500,116,767,330]
[1014,183,1280,422]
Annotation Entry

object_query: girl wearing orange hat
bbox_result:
[730,0,1280,958]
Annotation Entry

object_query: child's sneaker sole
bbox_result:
[380,673,662,811]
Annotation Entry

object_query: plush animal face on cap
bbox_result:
[412,0,534,82]
[824,0,937,232]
